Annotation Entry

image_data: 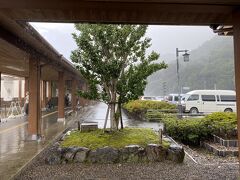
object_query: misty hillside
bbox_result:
[145,36,234,96]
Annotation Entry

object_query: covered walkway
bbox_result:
[0,107,89,180]
[0,9,90,179]
[0,21,88,140]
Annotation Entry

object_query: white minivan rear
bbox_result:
[183,90,236,114]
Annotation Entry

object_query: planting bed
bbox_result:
[45,128,185,164]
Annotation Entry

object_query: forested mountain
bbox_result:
[145,36,235,96]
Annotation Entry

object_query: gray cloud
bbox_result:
[30,23,215,60]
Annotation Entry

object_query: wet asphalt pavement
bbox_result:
[83,102,163,131]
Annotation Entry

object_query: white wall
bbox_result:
[1,78,25,101]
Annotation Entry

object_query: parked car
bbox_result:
[182,90,236,114]
[140,96,157,100]
[156,96,164,101]
[165,94,186,104]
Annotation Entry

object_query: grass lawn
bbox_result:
[61,128,170,149]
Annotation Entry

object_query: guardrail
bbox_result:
[0,104,8,119]
[0,101,24,121]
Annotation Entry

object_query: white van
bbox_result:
[183,90,236,114]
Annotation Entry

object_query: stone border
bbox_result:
[45,143,185,165]
[201,141,238,157]
[213,134,238,147]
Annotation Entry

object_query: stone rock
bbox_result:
[74,147,90,163]
[61,147,81,162]
[45,142,61,165]
[87,146,119,163]
[167,144,185,163]
[125,145,141,153]
[145,144,167,162]
[45,151,62,165]
[137,147,147,162]
[120,145,145,162]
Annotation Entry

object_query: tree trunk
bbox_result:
[119,103,123,129]
[110,89,117,130]
[110,102,114,129]
[115,103,120,130]
[103,104,109,130]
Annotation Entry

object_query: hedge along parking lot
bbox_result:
[162,112,237,145]
[123,100,177,113]
[123,100,177,122]
[123,100,237,146]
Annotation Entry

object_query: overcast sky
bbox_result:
[30,23,215,60]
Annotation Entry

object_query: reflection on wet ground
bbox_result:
[0,108,80,180]
[84,103,163,131]
[0,103,163,179]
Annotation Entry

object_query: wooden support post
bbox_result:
[48,81,52,101]
[42,80,46,109]
[233,10,240,161]
[78,82,85,107]
[72,78,77,112]
[82,82,88,106]
[28,57,41,140]
[24,77,29,96]
[40,80,42,109]
[58,71,65,121]
[0,72,1,121]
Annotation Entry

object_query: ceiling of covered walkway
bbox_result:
[0,36,77,81]
[0,8,84,81]
[0,0,240,25]
[0,0,239,80]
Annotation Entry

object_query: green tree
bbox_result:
[71,24,167,130]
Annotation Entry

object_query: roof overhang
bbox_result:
[0,12,83,81]
[212,25,233,36]
[1,0,240,25]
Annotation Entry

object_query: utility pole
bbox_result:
[176,48,190,118]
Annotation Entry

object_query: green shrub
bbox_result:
[205,112,237,138]
[146,111,176,122]
[162,112,237,145]
[123,100,177,113]
[124,100,237,145]
[162,117,211,145]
